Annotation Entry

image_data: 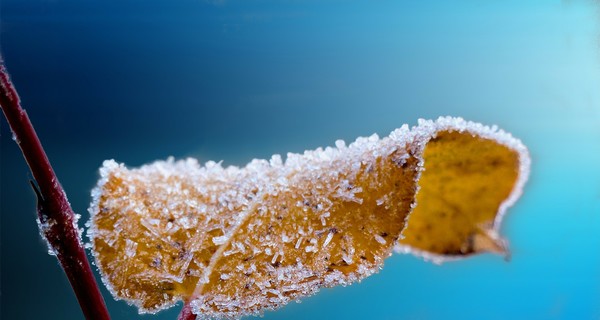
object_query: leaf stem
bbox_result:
[177,301,196,320]
[0,61,111,320]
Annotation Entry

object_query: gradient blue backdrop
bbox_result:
[1,1,599,319]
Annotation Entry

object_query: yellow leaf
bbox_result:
[88,117,529,317]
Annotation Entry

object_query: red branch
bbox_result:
[0,62,111,320]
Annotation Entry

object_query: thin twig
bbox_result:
[0,61,111,320]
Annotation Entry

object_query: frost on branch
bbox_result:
[87,117,530,318]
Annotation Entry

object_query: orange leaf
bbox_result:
[88,117,529,318]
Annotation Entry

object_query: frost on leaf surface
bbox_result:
[87,117,530,318]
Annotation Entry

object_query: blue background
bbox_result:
[1,1,599,319]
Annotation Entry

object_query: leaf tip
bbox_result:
[472,228,509,259]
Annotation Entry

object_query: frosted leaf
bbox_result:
[87,117,530,318]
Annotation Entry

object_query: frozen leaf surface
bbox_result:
[87,117,530,318]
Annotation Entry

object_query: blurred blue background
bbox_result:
[1,0,599,319]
